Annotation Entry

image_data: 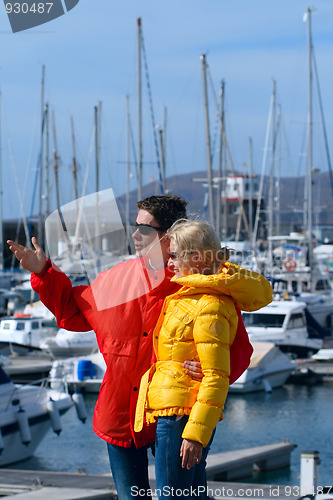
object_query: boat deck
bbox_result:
[2,355,53,383]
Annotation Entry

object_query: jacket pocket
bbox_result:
[100,337,137,357]
[166,306,194,339]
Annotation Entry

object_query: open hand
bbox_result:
[7,237,46,274]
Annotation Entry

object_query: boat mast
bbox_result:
[70,114,79,204]
[306,7,314,282]
[38,65,45,246]
[44,103,50,218]
[201,54,214,227]
[137,18,143,201]
[0,90,3,272]
[275,105,281,236]
[268,79,276,270]
[126,95,131,228]
[159,107,167,194]
[216,80,225,239]
[248,136,253,241]
[94,102,102,253]
[52,111,61,220]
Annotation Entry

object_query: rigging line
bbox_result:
[3,110,31,247]
[139,30,163,194]
[74,124,96,245]
[28,108,46,239]
[129,110,138,180]
[206,66,220,165]
[11,111,39,269]
[253,94,273,247]
[312,49,333,198]
[210,104,220,167]
[206,60,252,245]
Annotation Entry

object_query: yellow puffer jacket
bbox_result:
[135,263,272,447]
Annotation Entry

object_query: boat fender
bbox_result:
[0,428,4,455]
[283,258,297,272]
[49,361,65,391]
[72,391,87,423]
[16,407,31,446]
[47,398,62,435]
[262,378,273,393]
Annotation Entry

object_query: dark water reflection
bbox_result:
[6,384,333,486]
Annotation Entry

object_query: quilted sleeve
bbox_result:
[181,298,233,447]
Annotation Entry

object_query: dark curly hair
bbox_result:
[137,195,187,231]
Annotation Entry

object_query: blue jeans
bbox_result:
[107,441,151,500]
[155,415,215,499]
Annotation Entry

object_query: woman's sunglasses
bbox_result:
[133,223,165,236]
[168,251,197,260]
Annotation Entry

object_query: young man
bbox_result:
[8,195,193,498]
[8,194,271,499]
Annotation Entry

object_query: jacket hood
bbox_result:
[171,262,272,312]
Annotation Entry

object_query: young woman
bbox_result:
[135,220,272,499]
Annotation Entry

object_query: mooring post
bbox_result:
[300,450,320,495]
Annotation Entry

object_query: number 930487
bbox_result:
[5,3,54,14]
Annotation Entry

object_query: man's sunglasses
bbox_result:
[133,223,165,236]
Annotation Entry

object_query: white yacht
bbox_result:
[0,314,58,355]
[50,352,106,393]
[0,366,86,466]
[243,299,324,358]
[40,328,98,358]
[229,342,296,393]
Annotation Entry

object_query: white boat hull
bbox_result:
[229,368,294,394]
[0,372,76,467]
[229,342,296,394]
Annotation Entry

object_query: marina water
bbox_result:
[6,384,333,487]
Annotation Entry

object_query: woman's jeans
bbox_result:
[155,415,215,499]
[107,441,151,500]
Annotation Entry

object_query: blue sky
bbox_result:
[1,0,333,220]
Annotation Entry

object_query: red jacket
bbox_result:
[31,258,253,448]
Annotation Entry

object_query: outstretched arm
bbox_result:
[7,237,46,274]
[8,236,92,333]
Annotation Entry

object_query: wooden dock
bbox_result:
[0,468,302,499]
[205,441,296,481]
[0,469,117,499]
[148,441,296,481]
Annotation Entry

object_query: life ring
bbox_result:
[283,258,296,272]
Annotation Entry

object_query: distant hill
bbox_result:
[116,170,333,229]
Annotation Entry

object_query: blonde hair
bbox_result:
[167,219,229,273]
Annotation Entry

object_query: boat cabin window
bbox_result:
[42,320,56,327]
[2,323,10,330]
[287,313,305,329]
[31,322,39,329]
[315,279,329,291]
[16,322,25,331]
[243,313,285,328]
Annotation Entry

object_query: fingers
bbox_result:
[180,439,203,469]
[7,240,25,252]
[31,236,41,251]
[183,360,204,381]
[183,360,202,373]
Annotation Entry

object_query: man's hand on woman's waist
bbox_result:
[183,360,203,382]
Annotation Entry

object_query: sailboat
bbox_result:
[241,9,333,357]
[267,9,333,331]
